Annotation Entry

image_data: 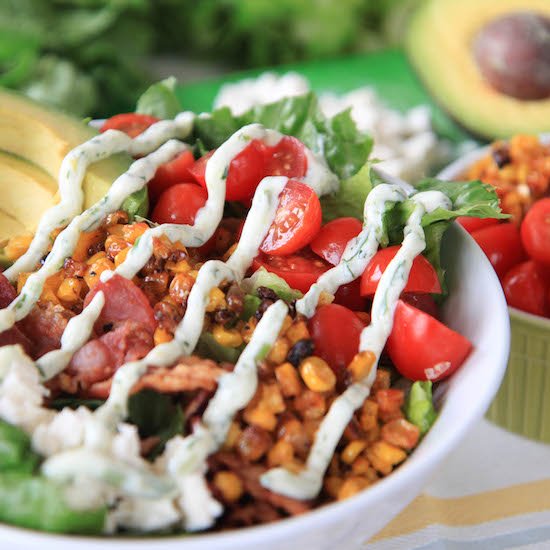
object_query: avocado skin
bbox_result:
[405,0,550,140]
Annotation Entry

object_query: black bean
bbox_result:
[226,283,245,314]
[254,298,275,320]
[492,145,511,168]
[257,286,278,301]
[287,338,314,367]
[214,309,236,324]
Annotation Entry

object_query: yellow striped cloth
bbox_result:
[366,419,550,549]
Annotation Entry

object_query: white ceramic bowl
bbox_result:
[0,221,510,549]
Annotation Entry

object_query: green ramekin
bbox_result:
[487,307,550,442]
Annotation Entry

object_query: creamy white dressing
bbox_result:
[0,109,454,531]
[261,190,450,499]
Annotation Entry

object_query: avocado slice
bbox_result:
[0,88,131,217]
[406,0,550,139]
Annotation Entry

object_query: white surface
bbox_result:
[0,221,510,549]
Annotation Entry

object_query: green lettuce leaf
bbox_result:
[135,76,181,120]
[122,187,149,221]
[196,332,244,364]
[242,267,303,302]
[0,419,38,474]
[241,294,261,321]
[405,381,437,436]
[192,92,372,179]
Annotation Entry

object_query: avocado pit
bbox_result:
[473,12,550,101]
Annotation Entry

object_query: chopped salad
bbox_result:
[0,80,504,535]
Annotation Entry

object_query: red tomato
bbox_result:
[308,303,366,376]
[401,293,439,318]
[252,249,330,294]
[520,198,550,266]
[386,300,472,382]
[311,217,363,265]
[456,216,499,234]
[0,273,16,309]
[148,150,195,203]
[471,223,526,279]
[188,150,215,187]
[225,140,267,202]
[100,113,159,138]
[334,279,367,311]
[260,180,322,256]
[263,136,308,178]
[360,246,441,297]
[84,274,157,334]
[151,183,208,225]
[502,261,548,316]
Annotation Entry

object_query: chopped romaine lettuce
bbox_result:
[405,381,437,436]
[122,186,149,221]
[196,332,244,364]
[241,294,261,321]
[136,76,181,120]
[242,267,302,302]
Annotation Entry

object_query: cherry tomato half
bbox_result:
[308,303,366,377]
[252,249,330,294]
[386,300,472,382]
[260,179,322,256]
[148,150,195,203]
[520,198,550,266]
[225,139,267,202]
[263,136,308,178]
[502,260,548,316]
[311,217,363,265]
[471,222,525,279]
[100,113,159,138]
[360,246,441,297]
[456,216,499,234]
[151,183,207,225]
[188,150,215,188]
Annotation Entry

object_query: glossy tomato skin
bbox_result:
[520,198,550,266]
[148,150,195,203]
[100,113,159,138]
[263,136,308,178]
[386,300,472,382]
[253,249,330,294]
[84,274,157,334]
[401,293,439,319]
[334,279,367,311]
[225,139,267,202]
[360,245,441,297]
[188,150,215,187]
[456,216,499,234]
[260,179,322,256]
[502,260,548,316]
[308,304,366,377]
[311,217,363,265]
[471,222,526,279]
[151,183,207,225]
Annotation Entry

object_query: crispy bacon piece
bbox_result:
[85,356,225,399]
[0,273,16,308]
[211,452,312,517]
[19,301,75,358]
[67,320,154,387]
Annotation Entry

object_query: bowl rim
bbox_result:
[438,133,550,330]
[0,223,511,549]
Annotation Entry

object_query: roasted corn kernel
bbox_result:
[4,234,33,261]
[212,324,243,348]
[347,350,376,382]
[206,287,227,312]
[275,362,302,397]
[213,471,243,503]
[56,277,83,304]
[299,356,336,393]
[341,440,367,465]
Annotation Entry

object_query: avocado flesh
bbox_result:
[0,88,131,218]
[406,0,550,140]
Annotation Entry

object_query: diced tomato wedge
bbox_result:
[148,150,195,203]
[252,248,330,294]
[386,299,472,382]
[360,246,441,297]
[311,217,363,265]
[471,222,526,279]
[100,113,159,138]
[188,150,215,187]
[308,303,367,377]
[84,274,157,334]
[151,183,207,225]
[502,260,548,316]
[260,179,322,256]
[334,279,367,311]
[456,216,499,234]
[263,136,308,178]
[0,273,16,308]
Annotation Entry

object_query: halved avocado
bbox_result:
[0,88,131,215]
[406,0,550,139]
